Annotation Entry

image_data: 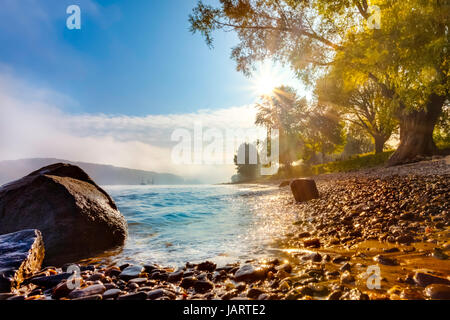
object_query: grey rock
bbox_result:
[0,163,127,265]
[119,265,144,280]
[234,265,268,283]
[68,284,106,299]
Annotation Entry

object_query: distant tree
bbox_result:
[296,105,346,164]
[190,0,449,164]
[317,78,398,154]
[233,143,260,182]
[343,124,376,157]
[255,86,304,170]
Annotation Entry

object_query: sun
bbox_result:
[250,64,285,97]
[253,72,278,96]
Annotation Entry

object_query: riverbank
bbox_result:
[1,157,449,300]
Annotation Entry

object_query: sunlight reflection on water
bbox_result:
[84,184,298,267]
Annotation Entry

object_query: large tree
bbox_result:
[190,0,449,165]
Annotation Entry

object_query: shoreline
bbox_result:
[2,158,449,300]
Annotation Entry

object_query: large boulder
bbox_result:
[0,163,127,265]
[0,229,45,293]
[290,178,320,202]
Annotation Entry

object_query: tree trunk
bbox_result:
[374,135,386,154]
[387,94,445,166]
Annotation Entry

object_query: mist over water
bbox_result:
[90,184,294,267]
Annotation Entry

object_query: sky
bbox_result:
[0,0,308,183]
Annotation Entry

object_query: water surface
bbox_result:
[84,184,297,267]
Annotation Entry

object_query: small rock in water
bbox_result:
[332,256,350,264]
[247,288,265,299]
[424,284,450,300]
[432,248,449,260]
[303,238,321,248]
[340,263,351,272]
[73,294,103,301]
[234,265,268,283]
[119,265,144,280]
[167,269,184,283]
[340,271,355,284]
[103,288,122,299]
[52,281,79,299]
[413,272,450,287]
[147,289,175,300]
[30,273,73,289]
[275,263,292,273]
[197,261,216,272]
[68,284,106,299]
[117,291,148,300]
[373,255,398,266]
[87,273,105,282]
[194,280,214,293]
[327,290,342,300]
[180,276,197,289]
[297,232,311,238]
[340,289,369,300]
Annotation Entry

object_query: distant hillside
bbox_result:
[0,158,198,186]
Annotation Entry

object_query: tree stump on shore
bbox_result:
[290,179,320,202]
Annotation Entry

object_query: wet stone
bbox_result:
[194,280,214,293]
[119,265,144,280]
[117,291,148,300]
[73,294,102,301]
[102,288,122,299]
[414,272,450,287]
[234,265,268,283]
[303,239,321,248]
[332,256,350,264]
[373,255,398,266]
[68,284,106,299]
[147,289,175,300]
[197,261,216,272]
[340,263,351,272]
[29,273,72,289]
[167,269,184,283]
[340,271,355,284]
[180,276,197,289]
[424,284,450,300]
[247,288,265,299]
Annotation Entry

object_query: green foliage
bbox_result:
[342,124,375,156]
[434,103,450,149]
[317,77,398,153]
[255,86,305,168]
[255,86,345,167]
[312,150,395,175]
[297,105,346,162]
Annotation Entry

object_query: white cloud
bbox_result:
[0,72,259,183]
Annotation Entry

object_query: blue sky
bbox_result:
[0,0,307,182]
[0,0,263,116]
